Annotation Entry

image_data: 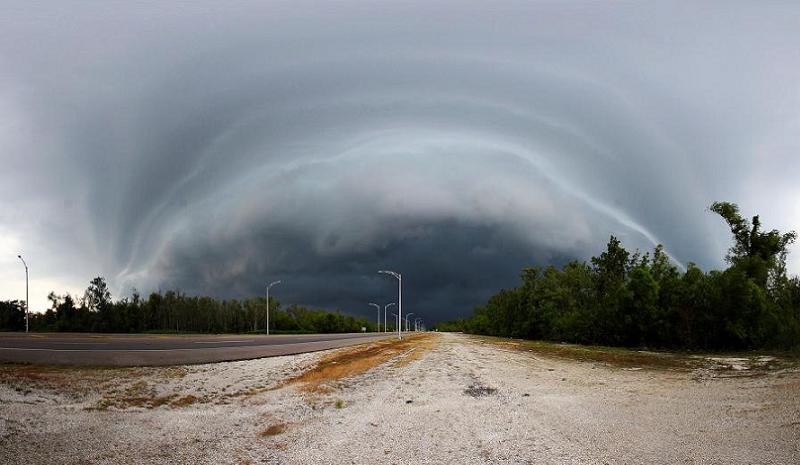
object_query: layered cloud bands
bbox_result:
[1,2,799,319]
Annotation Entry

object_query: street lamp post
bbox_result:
[368,302,380,332]
[378,270,402,340]
[384,302,395,332]
[17,255,28,333]
[405,313,414,332]
[266,280,281,336]
[414,318,422,331]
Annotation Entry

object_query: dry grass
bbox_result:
[471,335,799,373]
[284,333,438,392]
[90,394,177,411]
[88,379,204,410]
[0,364,130,396]
[0,363,188,398]
[170,394,204,408]
[471,336,697,370]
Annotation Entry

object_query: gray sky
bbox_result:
[1,2,799,322]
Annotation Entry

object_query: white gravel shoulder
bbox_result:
[1,333,798,464]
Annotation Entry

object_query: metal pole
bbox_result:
[17,255,28,333]
[266,280,281,335]
[266,285,269,335]
[398,274,402,339]
[379,270,402,340]
[384,302,395,333]
[405,313,414,332]
[368,303,380,332]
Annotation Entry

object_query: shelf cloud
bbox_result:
[1,2,799,320]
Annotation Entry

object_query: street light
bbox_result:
[17,255,28,333]
[368,302,380,332]
[384,302,396,332]
[378,270,402,340]
[405,313,415,332]
[266,280,281,336]
[415,318,423,332]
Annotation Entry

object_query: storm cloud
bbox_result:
[1,2,799,321]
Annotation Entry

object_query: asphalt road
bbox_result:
[0,332,394,366]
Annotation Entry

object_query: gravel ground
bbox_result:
[1,333,798,464]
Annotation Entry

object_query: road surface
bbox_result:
[0,332,394,366]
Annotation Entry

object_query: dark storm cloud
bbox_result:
[1,2,799,318]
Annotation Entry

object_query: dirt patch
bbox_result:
[284,333,438,392]
[259,423,287,436]
[393,335,438,368]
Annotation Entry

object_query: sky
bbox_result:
[1,1,799,323]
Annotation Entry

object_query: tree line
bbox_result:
[439,202,800,350]
[0,280,380,334]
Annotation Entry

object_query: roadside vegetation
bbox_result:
[441,202,799,351]
[0,284,377,334]
[471,334,797,373]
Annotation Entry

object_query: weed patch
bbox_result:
[464,384,497,397]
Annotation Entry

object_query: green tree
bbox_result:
[626,266,659,346]
[590,236,631,344]
[84,277,112,311]
[0,300,25,331]
[710,201,796,288]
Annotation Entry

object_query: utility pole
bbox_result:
[17,255,28,333]
[266,280,281,335]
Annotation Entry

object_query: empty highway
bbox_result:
[0,332,394,366]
